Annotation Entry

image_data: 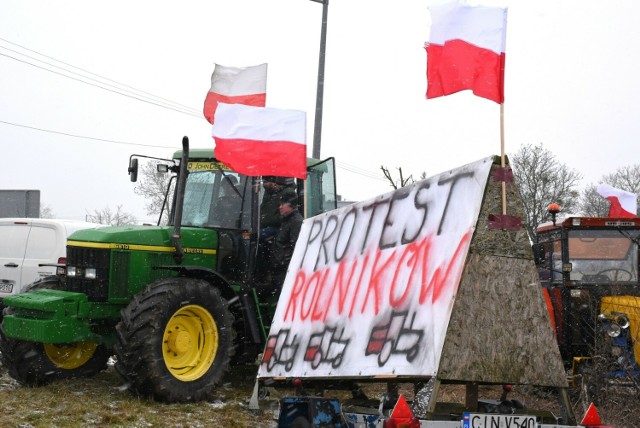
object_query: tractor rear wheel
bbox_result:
[114,277,235,403]
[0,275,110,385]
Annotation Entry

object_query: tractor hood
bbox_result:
[67,225,218,251]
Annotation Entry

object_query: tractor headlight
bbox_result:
[613,312,630,329]
[85,268,97,279]
[66,266,97,279]
[606,323,622,338]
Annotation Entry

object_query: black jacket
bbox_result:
[271,209,303,271]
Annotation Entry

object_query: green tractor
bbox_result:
[0,137,337,403]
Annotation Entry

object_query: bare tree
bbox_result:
[510,143,582,239]
[579,184,609,217]
[86,205,137,225]
[381,166,426,189]
[605,163,640,191]
[133,160,172,225]
[580,164,640,216]
[39,204,55,219]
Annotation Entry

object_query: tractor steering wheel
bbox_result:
[595,268,633,282]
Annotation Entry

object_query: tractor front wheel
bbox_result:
[114,277,235,403]
[0,276,110,385]
[0,333,111,385]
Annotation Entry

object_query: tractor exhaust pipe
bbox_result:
[171,136,189,264]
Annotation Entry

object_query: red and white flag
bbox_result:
[597,184,637,218]
[212,103,307,179]
[425,0,507,104]
[203,63,267,124]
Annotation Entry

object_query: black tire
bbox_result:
[114,277,235,403]
[0,275,110,385]
[291,416,312,428]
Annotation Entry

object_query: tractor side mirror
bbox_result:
[128,158,139,182]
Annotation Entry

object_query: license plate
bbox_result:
[463,413,536,428]
[0,282,13,293]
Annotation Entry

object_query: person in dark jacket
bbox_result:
[260,176,295,240]
[270,190,303,295]
[256,176,296,283]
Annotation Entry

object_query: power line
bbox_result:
[0,37,199,114]
[0,119,174,149]
[336,160,386,181]
[0,41,200,117]
[1,117,385,181]
[0,37,386,183]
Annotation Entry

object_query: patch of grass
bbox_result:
[1,363,637,427]
[0,364,277,428]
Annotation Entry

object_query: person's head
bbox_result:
[263,176,294,192]
[279,190,298,216]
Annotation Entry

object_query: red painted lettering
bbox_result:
[361,249,396,316]
[324,258,359,322]
[285,271,306,321]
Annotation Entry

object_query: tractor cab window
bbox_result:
[180,164,252,229]
[534,234,564,283]
[567,229,640,283]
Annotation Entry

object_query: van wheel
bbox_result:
[114,277,235,403]
[0,275,111,385]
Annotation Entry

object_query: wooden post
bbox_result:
[500,103,507,215]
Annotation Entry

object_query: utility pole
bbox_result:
[310,0,328,159]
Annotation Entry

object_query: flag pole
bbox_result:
[310,0,329,160]
[500,103,506,215]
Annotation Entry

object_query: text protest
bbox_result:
[259,156,493,378]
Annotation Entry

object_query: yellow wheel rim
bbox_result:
[163,304,218,381]
[44,342,98,370]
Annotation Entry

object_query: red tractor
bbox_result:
[533,208,640,402]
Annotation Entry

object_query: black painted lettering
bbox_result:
[315,215,339,270]
[402,181,430,244]
[360,198,391,253]
[379,187,411,250]
[298,219,324,269]
[334,207,357,262]
[436,171,474,235]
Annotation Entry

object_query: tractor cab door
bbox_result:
[302,157,337,219]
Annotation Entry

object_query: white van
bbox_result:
[0,218,102,299]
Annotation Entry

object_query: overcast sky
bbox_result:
[1,0,638,223]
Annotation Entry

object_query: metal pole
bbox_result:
[311,0,328,160]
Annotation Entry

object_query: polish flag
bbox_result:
[212,103,307,179]
[203,63,267,124]
[426,0,507,104]
[597,184,637,218]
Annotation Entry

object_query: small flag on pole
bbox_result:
[203,63,267,124]
[425,0,508,103]
[597,184,637,218]
[212,103,307,179]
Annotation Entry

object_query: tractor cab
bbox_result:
[534,212,640,398]
[130,146,337,284]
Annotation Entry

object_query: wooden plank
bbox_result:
[437,253,566,387]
